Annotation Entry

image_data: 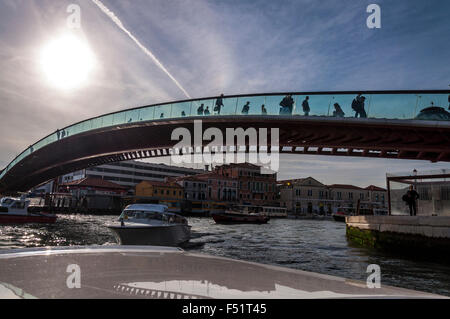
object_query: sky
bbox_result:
[0,0,449,188]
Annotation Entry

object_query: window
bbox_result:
[349,192,353,199]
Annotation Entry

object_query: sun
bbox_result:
[40,34,96,90]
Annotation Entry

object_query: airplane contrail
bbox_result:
[91,0,192,99]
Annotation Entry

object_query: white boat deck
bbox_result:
[0,245,445,299]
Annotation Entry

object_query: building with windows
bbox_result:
[279,177,331,214]
[60,160,204,191]
[57,177,128,214]
[198,173,238,202]
[173,175,208,201]
[214,163,277,205]
[135,180,184,200]
[365,185,387,206]
[279,177,387,214]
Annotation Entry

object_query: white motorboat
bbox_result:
[107,204,191,246]
[0,196,57,224]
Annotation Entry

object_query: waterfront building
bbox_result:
[279,177,330,214]
[365,185,387,207]
[172,175,208,200]
[279,177,387,214]
[134,180,184,214]
[213,163,278,205]
[135,180,184,200]
[59,177,128,196]
[196,173,238,202]
[57,177,128,214]
[59,160,204,190]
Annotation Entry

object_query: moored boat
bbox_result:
[212,205,269,224]
[0,196,57,224]
[107,204,191,246]
[332,210,347,222]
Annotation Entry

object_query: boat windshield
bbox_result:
[120,210,166,221]
[0,198,14,206]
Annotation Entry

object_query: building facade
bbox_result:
[57,177,128,214]
[280,177,387,214]
[214,163,277,205]
[135,180,184,200]
[60,160,204,190]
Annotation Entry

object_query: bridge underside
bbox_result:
[1,116,449,193]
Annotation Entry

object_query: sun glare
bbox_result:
[40,34,96,90]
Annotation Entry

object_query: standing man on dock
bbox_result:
[405,185,420,216]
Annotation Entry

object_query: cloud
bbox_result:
[0,0,448,184]
[91,0,191,99]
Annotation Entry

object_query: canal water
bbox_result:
[1,215,450,296]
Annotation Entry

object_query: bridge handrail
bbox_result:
[1,90,449,180]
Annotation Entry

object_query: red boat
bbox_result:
[0,197,57,224]
[212,205,269,224]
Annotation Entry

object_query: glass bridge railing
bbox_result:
[1,91,449,180]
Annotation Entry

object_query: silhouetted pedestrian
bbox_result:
[332,103,345,117]
[302,96,310,116]
[204,106,210,115]
[197,104,204,115]
[242,102,250,114]
[261,104,267,115]
[279,95,294,115]
[403,185,419,216]
[214,94,224,114]
[352,94,367,118]
[160,113,164,118]
[181,110,186,116]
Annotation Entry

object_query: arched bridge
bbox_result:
[1,90,449,193]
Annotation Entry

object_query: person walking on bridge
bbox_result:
[279,95,294,115]
[214,94,224,114]
[352,94,367,118]
[261,104,267,115]
[332,103,345,117]
[197,104,204,115]
[302,96,310,116]
[241,101,250,115]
